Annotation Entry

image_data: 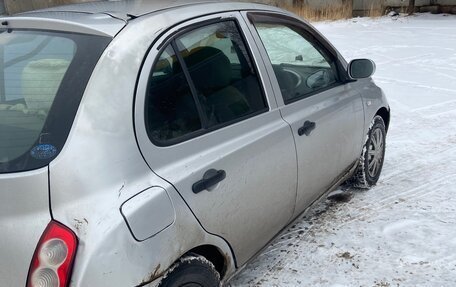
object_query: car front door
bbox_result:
[135,13,298,265]
[244,12,365,216]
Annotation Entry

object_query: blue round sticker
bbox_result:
[30,144,58,160]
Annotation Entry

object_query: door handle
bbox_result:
[298,120,316,136]
[192,169,226,194]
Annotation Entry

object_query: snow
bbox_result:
[229,13,456,287]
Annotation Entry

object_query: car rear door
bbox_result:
[134,12,297,265]
[243,12,365,216]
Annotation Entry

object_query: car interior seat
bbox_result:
[184,46,251,124]
[22,58,70,112]
[148,55,201,140]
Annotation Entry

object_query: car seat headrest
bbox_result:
[184,46,231,93]
[22,59,70,111]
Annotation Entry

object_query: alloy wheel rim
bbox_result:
[367,127,384,178]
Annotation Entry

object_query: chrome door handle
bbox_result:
[192,169,226,194]
[298,120,316,136]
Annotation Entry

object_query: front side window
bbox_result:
[0,30,110,173]
[253,22,339,103]
[146,20,267,144]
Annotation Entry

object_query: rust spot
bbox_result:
[137,264,163,287]
[73,218,88,235]
[73,218,84,232]
[153,264,161,277]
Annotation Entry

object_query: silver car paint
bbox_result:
[354,77,390,135]
[134,11,298,266]
[0,167,50,287]
[6,14,125,37]
[0,1,389,287]
[46,8,245,286]
[276,85,365,215]
[120,186,175,241]
[240,11,365,214]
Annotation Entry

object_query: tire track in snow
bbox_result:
[231,199,346,285]
[379,143,455,184]
[412,99,456,112]
[375,53,435,66]
[421,108,456,118]
[344,133,456,224]
[374,76,456,94]
[341,174,456,227]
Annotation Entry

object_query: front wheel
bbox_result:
[351,115,386,188]
[158,254,220,287]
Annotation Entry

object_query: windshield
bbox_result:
[0,30,110,173]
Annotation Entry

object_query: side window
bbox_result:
[146,45,202,142]
[146,20,267,144]
[253,22,339,103]
[176,21,267,126]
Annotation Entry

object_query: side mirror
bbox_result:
[348,59,376,79]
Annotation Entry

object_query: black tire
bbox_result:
[351,115,386,188]
[158,254,220,287]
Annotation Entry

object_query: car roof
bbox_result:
[0,0,282,37]
[22,0,252,18]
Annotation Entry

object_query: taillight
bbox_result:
[27,221,78,287]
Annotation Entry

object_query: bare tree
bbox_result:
[407,0,416,15]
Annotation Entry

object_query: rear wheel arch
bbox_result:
[157,253,220,287]
[156,244,229,287]
[186,244,228,279]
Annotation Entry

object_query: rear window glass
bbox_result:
[0,30,111,173]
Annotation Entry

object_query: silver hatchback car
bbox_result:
[0,1,390,286]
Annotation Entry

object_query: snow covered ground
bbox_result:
[230,13,456,287]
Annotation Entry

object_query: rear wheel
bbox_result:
[351,115,386,188]
[158,254,220,287]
